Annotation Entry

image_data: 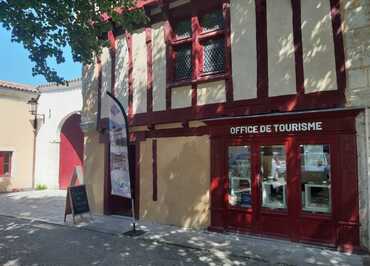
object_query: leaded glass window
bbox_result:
[200,10,224,33]
[203,38,225,74]
[175,45,192,80]
[174,19,192,39]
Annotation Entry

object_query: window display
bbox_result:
[300,144,331,213]
[260,146,287,209]
[228,146,252,208]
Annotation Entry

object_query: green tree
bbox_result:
[0,0,147,83]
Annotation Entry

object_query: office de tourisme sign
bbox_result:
[230,121,323,135]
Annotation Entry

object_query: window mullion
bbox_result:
[191,14,200,81]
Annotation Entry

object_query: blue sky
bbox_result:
[0,27,81,86]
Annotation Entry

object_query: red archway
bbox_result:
[59,113,84,189]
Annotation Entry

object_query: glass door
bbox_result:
[259,145,287,210]
[255,141,293,238]
[226,143,256,231]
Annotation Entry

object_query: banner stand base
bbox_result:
[123,229,146,237]
[123,222,146,237]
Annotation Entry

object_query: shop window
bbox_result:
[228,146,252,208]
[300,144,331,213]
[260,146,287,209]
[0,151,12,177]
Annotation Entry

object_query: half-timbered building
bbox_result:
[81,0,370,251]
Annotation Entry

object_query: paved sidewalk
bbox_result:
[0,190,368,266]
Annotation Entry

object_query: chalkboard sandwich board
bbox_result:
[64,185,91,224]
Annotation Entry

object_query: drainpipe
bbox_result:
[365,108,370,251]
[31,110,37,190]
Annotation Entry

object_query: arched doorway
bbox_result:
[59,113,84,189]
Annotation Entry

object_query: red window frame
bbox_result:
[0,151,12,177]
[167,1,228,88]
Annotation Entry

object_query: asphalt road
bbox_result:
[0,215,270,266]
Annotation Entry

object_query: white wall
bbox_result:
[34,82,82,189]
[132,29,148,114]
[230,0,257,100]
[301,0,337,93]
[267,0,296,97]
[115,35,130,111]
[152,22,167,112]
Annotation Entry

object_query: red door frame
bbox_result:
[0,152,4,176]
[207,109,361,251]
[59,114,84,189]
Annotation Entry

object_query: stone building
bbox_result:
[0,81,38,192]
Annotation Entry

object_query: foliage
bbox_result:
[35,184,48,190]
[0,0,147,83]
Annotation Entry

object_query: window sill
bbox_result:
[168,72,229,89]
[198,29,225,41]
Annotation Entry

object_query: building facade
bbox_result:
[0,81,38,192]
[81,0,370,251]
[34,79,83,189]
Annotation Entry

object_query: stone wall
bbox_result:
[342,0,370,249]
[343,0,370,106]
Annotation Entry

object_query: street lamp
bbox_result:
[27,98,45,125]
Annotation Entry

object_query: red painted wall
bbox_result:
[59,114,84,189]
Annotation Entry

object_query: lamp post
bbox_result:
[27,97,44,190]
[27,98,45,128]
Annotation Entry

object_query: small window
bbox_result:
[0,152,12,177]
[202,38,225,74]
[200,10,224,33]
[175,45,192,81]
[174,19,192,39]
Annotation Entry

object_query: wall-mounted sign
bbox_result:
[230,121,323,135]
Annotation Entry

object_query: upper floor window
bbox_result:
[169,6,226,84]
[0,151,12,177]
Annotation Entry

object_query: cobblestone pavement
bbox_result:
[0,215,269,266]
[0,190,367,266]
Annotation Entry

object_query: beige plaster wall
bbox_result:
[301,0,337,93]
[155,123,182,130]
[115,35,129,111]
[132,29,148,114]
[83,131,105,214]
[152,22,167,112]
[230,0,257,100]
[197,80,226,106]
[267,0,296,97]
[81,62,99,132]
[171,85,192,109]
[140,136,210,229]
[0,93,35,191]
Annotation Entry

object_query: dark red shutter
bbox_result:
[0,152,4,176]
